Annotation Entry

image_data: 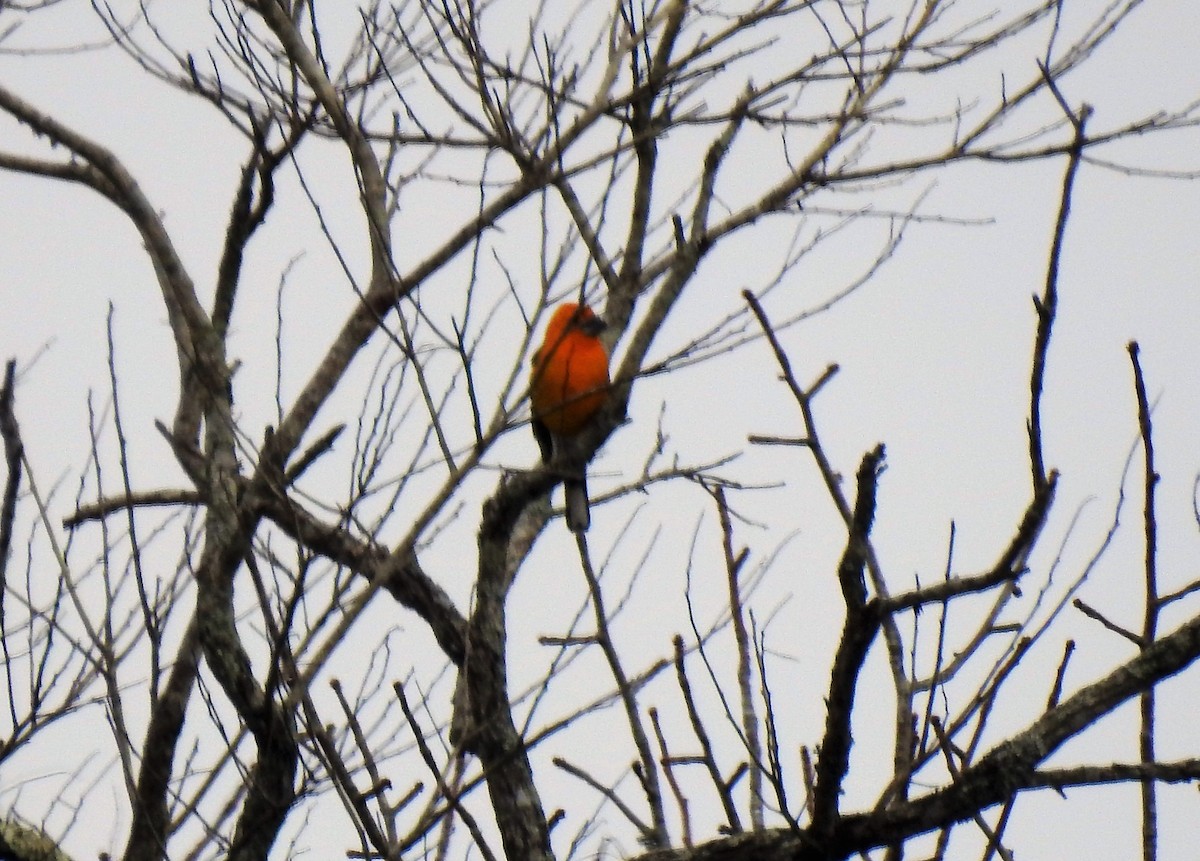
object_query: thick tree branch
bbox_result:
[463,478,553,861]
[811,445,886,839]
[122,619,201,861]
[638,608,1200,861]
[0,360,22,621]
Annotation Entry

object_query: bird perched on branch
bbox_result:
[530,302,610,532]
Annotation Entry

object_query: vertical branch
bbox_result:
[712,487,763,828]
[0,358,24,739]
[123,619,202,861]
[195,529,300,861]
[917,523,956,763]
[672,635,742,834]
[1128,341,1159,861]
[650,707,692,848]
[1030,69,1091,491]
[213,120,304,341]
[576,532,668,849]
[298,690,386,860]
[811,445,886,840]
[754,620,800,831]
[86,395,136,803]
[613,0,686,300]
[744,290,916,836]
[328,678,395,851]
[0,359,21,629]
[468,486,555,861]
[106,305,161,703]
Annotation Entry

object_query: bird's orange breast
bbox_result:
[531,333,609,436]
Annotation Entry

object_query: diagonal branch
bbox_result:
[830,606,1200,856]
[122,619,201,861]
[0,82,215,451]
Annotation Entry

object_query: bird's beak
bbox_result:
[580,316,606,336]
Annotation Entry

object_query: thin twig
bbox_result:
[1073,598,1142,647]
[1030,65,1091,491]
[672,635,741,834]
[1129,340,1160,861]
[1046,640,1075,711]
[575,531,667,848]
[930,718,1015,861]
[649,707,692,848]
[394,683,497,861]
[553,756,653,837]
[711,487,763,828]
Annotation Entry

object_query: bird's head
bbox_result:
[551,302,606,338]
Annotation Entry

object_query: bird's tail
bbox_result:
[564,474,590,532]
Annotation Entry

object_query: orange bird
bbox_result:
[530,302,610,532]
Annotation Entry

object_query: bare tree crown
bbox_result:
[0,2,1198,860]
